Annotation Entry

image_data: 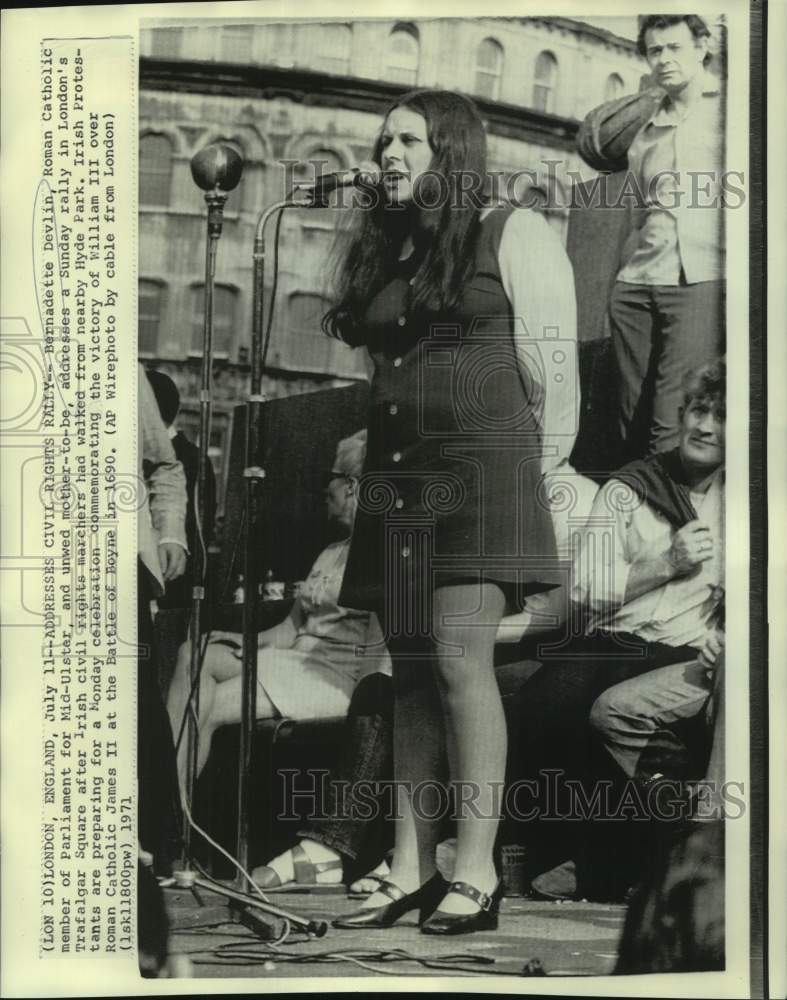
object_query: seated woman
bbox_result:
[252,668,394,894]
[166,429,391,787]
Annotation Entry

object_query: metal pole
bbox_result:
[235,198,300,885]
[181,142,243,868]
[182,187,228,862]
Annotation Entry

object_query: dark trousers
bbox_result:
[297,672,393,877]
[504,631,699,897]
[609,280,724,459]
[138,565,183,875]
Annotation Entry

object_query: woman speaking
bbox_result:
[324,89,577,935]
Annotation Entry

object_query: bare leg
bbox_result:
[358,584,506,912]
[196,673,276,774]
[432,582,507,914]
[166,638,275,785]
[357,656,445,905]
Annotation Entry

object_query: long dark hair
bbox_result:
[323,89,487,343]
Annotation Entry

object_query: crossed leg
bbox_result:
[166,636,276,786]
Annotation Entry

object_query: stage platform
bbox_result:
[163,881,627,980]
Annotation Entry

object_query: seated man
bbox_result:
[167,429,391,784]
[585,356,725,791]
[590,631,723,787]
[508,358,725,899]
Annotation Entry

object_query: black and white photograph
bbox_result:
[133,6,763,985]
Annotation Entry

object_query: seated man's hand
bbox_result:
[159,542,187,582]
[668,520,715,575]
[698,629,725,672]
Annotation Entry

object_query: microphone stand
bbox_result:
[236,196,302,887]
[178,153,331,942]
[234,176,371,925]
[182,144,242,869]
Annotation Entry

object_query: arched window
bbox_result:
[140,133,174,207]
[532,51,558,113]
[386,25,419,85]
[604,73,624,102]
[139,280,166,355]
[150,27,184,59]
[189,283,238,357]
[276,292,369,378]
[297,147,345,179]
[220,24,253,63]
[314,23,352,74]
[279,292,334,370]
[475,38,504,100]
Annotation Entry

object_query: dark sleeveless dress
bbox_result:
[339,205,560,635]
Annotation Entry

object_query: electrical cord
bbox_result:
[170,501,249,762]
[261,202,287,373]
[193,941,540,977]
[173,915,550,978]
[172,629,212,756]
[178,794,276,910]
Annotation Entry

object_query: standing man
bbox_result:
[146,369,217,613]
[138,365,188,875]
[589,15,725,458]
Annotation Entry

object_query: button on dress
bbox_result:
[339,206,560,631]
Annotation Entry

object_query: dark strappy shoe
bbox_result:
[331,871,446,929]
[420,878,504,935]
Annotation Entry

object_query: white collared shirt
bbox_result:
[618,75,725,286]
[572,470,724,648]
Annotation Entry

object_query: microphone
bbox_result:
[190,143,244,237]
[190,142,244,193]
[295,161,381,202]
